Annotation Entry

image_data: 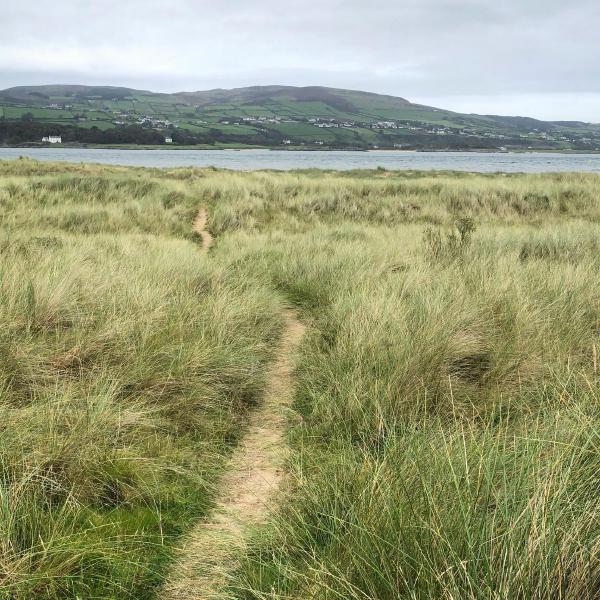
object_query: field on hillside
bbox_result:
[4,85,600,150]
[0,159,599,599]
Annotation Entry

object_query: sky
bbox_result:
[2,0,599,122]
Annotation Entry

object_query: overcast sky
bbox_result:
[2,0,599,121]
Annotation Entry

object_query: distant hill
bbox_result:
[1,84,599,150]
[1,85,141,102]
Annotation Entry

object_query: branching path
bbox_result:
[162,209,305,600]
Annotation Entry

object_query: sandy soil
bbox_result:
[161,210,305,600]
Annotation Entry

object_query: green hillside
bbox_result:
[1,84,600,150]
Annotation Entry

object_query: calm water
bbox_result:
[1,147,599,172]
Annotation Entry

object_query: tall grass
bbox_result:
[1,159,599,598]
[202,170,600,599]
[0,162,282,598]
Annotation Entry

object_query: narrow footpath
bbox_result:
[161,208,305,600]
[193,207,213,251]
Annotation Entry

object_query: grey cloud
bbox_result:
[1,0,599,120]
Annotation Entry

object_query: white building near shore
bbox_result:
[42,135,62,144]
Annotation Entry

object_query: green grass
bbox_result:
[76,120,116,130]
[0,160,283,598]
[0,160,599,599]
[195,168,600,600]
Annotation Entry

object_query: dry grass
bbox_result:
[1,158,599,599]
[0,160,283,598]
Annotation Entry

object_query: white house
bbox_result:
[164,137,173,144]
[42,135,62,144]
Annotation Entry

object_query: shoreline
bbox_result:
[1,144,599,154]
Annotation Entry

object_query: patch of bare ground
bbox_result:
[194,207,213,251]
[161,209,305,600]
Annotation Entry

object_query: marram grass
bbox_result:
[0,158,599,599]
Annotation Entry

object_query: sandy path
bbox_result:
[161,210,305,600]
[193,207,213,251]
